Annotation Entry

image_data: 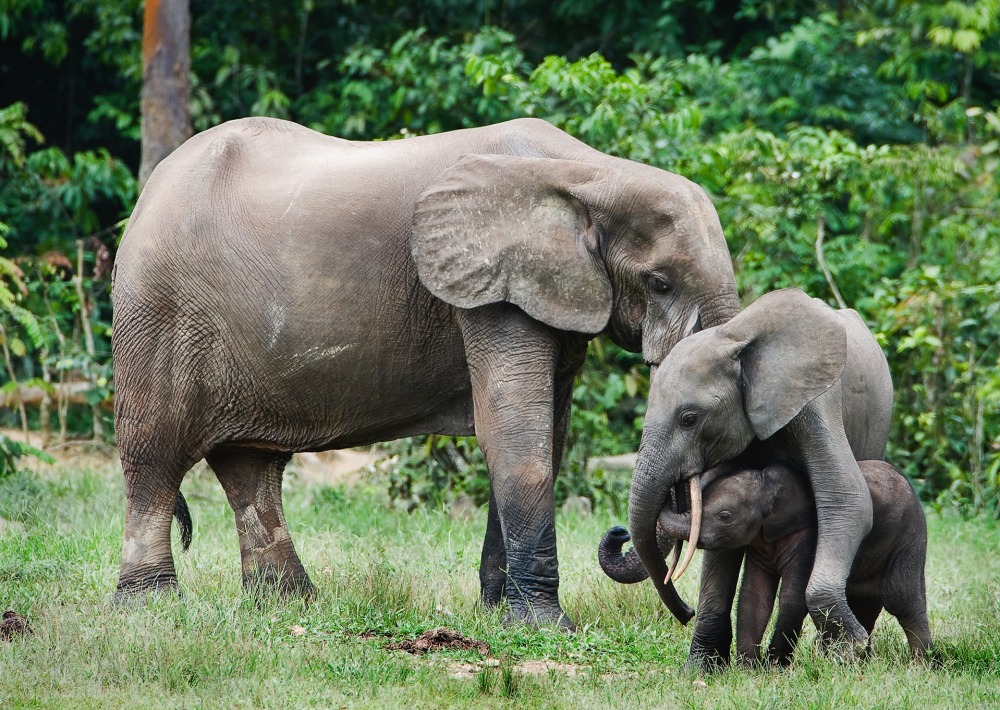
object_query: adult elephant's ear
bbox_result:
[411,154,613,333]
[721,288,848,441]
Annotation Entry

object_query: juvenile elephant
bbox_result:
[112,117,740,627]
[626,287,893,663]
[601,460,931,666]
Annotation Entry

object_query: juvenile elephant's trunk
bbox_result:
[597,522,682,584]
[627,450,695,624]
[656,508,693,541]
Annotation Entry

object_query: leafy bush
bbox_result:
[2,3,999,515]
[375,17,1000,517]
[0,433,53,479]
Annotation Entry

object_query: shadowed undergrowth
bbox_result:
[0,458,997,708]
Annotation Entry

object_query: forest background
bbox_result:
[1,0,998,517]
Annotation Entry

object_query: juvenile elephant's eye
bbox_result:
[648,275,671,294]
[716,511,734,524]
[680,410,698,428]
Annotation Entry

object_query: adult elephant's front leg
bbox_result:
[479,488,507,607]
[796,412,874,655]
[460,305,572,629]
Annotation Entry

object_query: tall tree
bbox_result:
[139,0,192,188]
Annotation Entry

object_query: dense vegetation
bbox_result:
[1,1,998,515]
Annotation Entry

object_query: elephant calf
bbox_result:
[600,459,932,666]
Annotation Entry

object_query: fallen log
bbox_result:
[1,382,114,410]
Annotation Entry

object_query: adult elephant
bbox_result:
[112,117,739,628]
[626,288,893,664]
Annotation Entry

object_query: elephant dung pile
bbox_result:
[387,627,489,655]
[1,611,30,641]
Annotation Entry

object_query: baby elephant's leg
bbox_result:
[735,560,778,667]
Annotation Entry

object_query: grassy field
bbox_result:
[0,452,997,709]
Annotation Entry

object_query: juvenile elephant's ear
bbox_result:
[721,288,847,441]
[410,154,613,333]
[760,464,816,542]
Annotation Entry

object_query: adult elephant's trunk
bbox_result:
[700,295,740,330]
[627,447,696,624]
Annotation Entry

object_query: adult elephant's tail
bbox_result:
[173,492,192,551]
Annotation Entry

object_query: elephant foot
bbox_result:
[502,598,576,631]
[240,536,314,599]
[113,575,180,607]
[241,567,315,600]
[809,605,869,663]
[817,633,868,664]
[479,574,507,609]
[682,641,733,674]
[681,652,729,675]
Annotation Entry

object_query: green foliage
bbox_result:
[382,435,489,510]
[0,99,132,438]
[298,27,524,138]
[2,1,1000,513]
[0,434,53,478]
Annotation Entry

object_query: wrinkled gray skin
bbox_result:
[112,117,739,627]
[602,461,931,667]
[627,287,893,664]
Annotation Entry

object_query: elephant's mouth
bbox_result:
[663,477,702,584]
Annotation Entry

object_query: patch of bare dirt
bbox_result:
[445,658,589,679]
[387,627,490,655]
[1,611,30,641]
[289,449,379,487]
[514,659,587,677]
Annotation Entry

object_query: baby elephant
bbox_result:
[601,460,931,666]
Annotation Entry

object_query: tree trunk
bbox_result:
[139,0,192,190]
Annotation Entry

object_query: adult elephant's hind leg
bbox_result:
[115,457,189,602]
[206,447,313,597]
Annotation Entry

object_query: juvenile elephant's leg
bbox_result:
[685,547,745,672]
[895,610,932,659]
[805,460,872,653]
[206,447,313,597]
[460,305,570,629]
[115,458,189,601]
[735,560,779,667]
[848,597,883,637]
[881,558,931,658]
[767,566,811,666]
[479,488,507,607]
[882,544,931,660]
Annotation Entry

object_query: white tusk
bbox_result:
[671,477,702,582]
[682,307,703,337]
[663,539,682,585]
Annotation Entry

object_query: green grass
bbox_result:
[1,456,998,709]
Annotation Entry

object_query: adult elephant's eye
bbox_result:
[680,410,698,428]
[648,274,671,294]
